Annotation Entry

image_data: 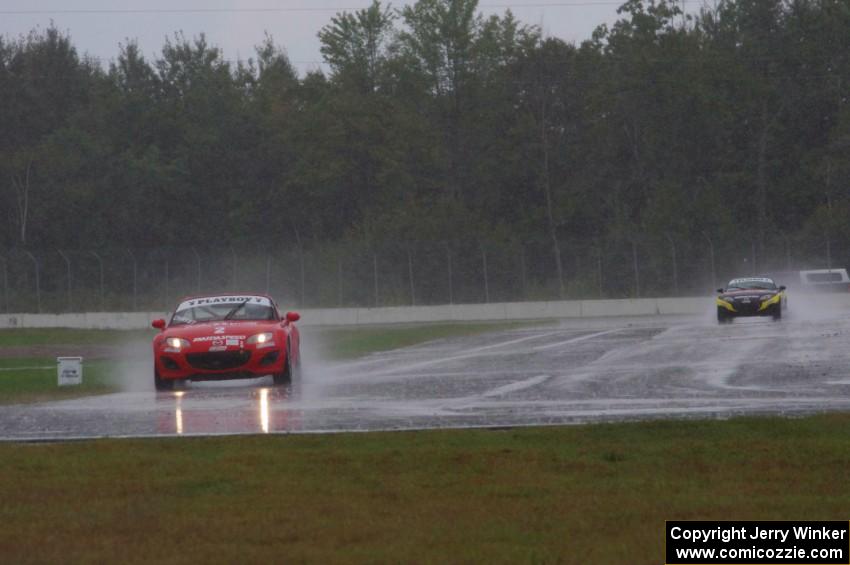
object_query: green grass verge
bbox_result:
[1,415,849,563]
[0,358,118,404]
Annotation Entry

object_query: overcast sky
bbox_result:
[0,1,695,74]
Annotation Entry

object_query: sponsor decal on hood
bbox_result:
[193,335,247,342]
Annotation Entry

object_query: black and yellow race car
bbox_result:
[716,277,786,323]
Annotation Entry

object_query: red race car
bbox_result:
[151,294,301,391]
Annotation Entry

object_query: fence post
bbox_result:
[266,254,272,295]
[57,249,72,312]
[299,249,306,306]
[665,233,678,295]
[23,251,40,313]
[0,254,8,313]
[826,235,832,270]
[337,256,343,307]
[127,249,137,311]
[573,249,582,282]
[782,234,791,270]
[91,251,105,311]
[632,240,640,298]
[596,243,603,298]
[482,246,490,304]
[519,245,527,300]
[230,246,237,290]
[555,242,565,300]
[165,259,170,310]
[446,244,453,305]
[751,240,757,275]
[373,253,379,307]
[191,247,202,293]
[703,232,716,289]
[407,248,415,306]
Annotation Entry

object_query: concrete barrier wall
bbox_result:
[4,294,849,329]
[0,312,169,330]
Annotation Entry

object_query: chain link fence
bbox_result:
[0,234,846,313]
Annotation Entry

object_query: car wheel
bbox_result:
[717,308,730,324]
[772,305,782,321]
[154,369,174,391]
[273,341,292,386]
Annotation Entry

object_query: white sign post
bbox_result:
[57,357,83,386]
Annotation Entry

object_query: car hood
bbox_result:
[159,320,281,341]
[720,289,780,299]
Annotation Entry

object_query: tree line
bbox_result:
[1,0,849,298]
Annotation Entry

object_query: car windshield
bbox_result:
[726,279,777,291]
[170,297,276,325]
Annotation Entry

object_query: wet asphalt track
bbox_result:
[4,306,850,440]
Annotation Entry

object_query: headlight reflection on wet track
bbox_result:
[174,391,185,435]
[166,388,275,435]
[259,388,270,433]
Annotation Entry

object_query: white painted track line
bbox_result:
[481,375,552,397]
[532,328,625,351]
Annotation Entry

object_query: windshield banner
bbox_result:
[175,295,271,312]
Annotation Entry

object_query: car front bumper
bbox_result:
[155,345,285,381]
[717,297,781,317]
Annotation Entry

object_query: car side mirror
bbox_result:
[285,311,300,323]
[779,285,786,291]
[716,288,724,294]
[152,319,166,330]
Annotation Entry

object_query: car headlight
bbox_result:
[247,333,273,345]
[760,295,773,301]
[163,337,190,352]
[719,296,734,303]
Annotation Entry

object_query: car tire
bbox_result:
[717,308,730,324]
[273,341,293,386]
[772,305,782,321]
[154,369,174,391]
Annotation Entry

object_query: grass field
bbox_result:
[0,321,548,404]
[0,358,117,404]
[1,415,849,563]
[0,328,149,404]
